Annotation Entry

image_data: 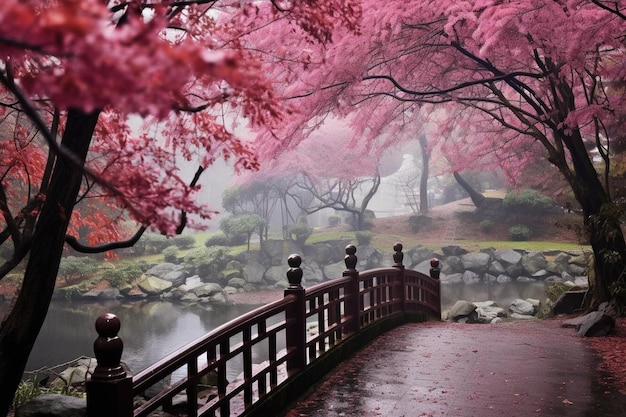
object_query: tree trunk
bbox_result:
[563,131,626,311]
[0,109,99,415]
[453,171,485,207]
[419,136,430,214]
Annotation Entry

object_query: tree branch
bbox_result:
[64,226,147,253]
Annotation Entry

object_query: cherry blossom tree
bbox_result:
[0,0,360,412]
[254,118,383,230]
[250,0,626,310]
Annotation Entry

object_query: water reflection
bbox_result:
[26,300,259,376]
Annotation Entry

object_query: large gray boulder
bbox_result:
[496,274,512,283]
[509,298,536,316]
[441,245,468,257]
[146,263,184,279]
[243,259,265,284]
[51,358,96,389]
[462,270,481,285]
[262,239,301,263]
[562,309,616,336]
[415,259,435,276]
[553,290,586,315]
[161,269,187,287]
[302,241,348,265]
[301,260,325,283]
[191,283,223,298]
[17,394,86,417]
[521,252,547,275]
[406,246,437,266]
[494,249,522,265]
[447,300,478,323]
[461,252,490,272]
[264,265,286,283]
[440,273,463,284]
[138,275,173,296]
[441,255,462,275]
[357,246,383,269]
[81,287,120,300]
[323,260,347,281]
[488,260,506,276]
[474,301,507,324]
[577,311,615,337]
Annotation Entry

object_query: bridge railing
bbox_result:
[86,242,440,417]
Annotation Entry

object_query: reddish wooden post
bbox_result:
[284,254,306,373]
[429,258,440,280]
[86,313,133,417]
[343,244,360,334]
[392,242,406,313]
[430,258,442,319]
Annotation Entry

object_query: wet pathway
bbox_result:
[283,320,626,417]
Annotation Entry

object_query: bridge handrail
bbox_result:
[85,242,441,417]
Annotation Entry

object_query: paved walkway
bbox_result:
[282,319,626,417]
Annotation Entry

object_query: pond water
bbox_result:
[24,300,261,377]
[19,281,547,377]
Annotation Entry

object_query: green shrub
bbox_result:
[328,215,342,227]
[171,235,196,249]
[408,215,432,233]
[162,245,179,263]
[184,246,231,278]
[101,261,144,287]
[355,231,373,246]
[509,224,531,241]
[287,222,313,245]
[480,219,495,233]
[12,377,43,410]
[219,214,264,246]
[136,233,171,255]
[205,233,229,247]
[503,189,558,215]
[58,256,99,285]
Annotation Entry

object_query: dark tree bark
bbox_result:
[0,109,99,415]
[557,129,626,311]
[418,136,430,214]
[453,171,485,207]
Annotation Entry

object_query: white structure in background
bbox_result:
[367,154,420,218]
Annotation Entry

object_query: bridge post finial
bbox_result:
[393,242,404,267]
[343,244,360,334]
[392,243,406,312]
[86,313,133,417]
[91,313,126,381]
[286,254,303,289]
[285,254,306,373]
[429,258,440,280]
[344,244,357,271]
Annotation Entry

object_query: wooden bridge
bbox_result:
[85,243,441,417]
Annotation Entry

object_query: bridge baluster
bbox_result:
[392,243,406,312]
[285,254,306,373]
[86,313,133,417]
[429,258,440,280]
[343,244,360,334]
[393,242,404,267]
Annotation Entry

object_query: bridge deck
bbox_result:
[283,319,626,417]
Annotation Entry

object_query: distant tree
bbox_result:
[219,213,266,250]
[289,170,381,230]
[222,182,279,241]
[266,119,383,230]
